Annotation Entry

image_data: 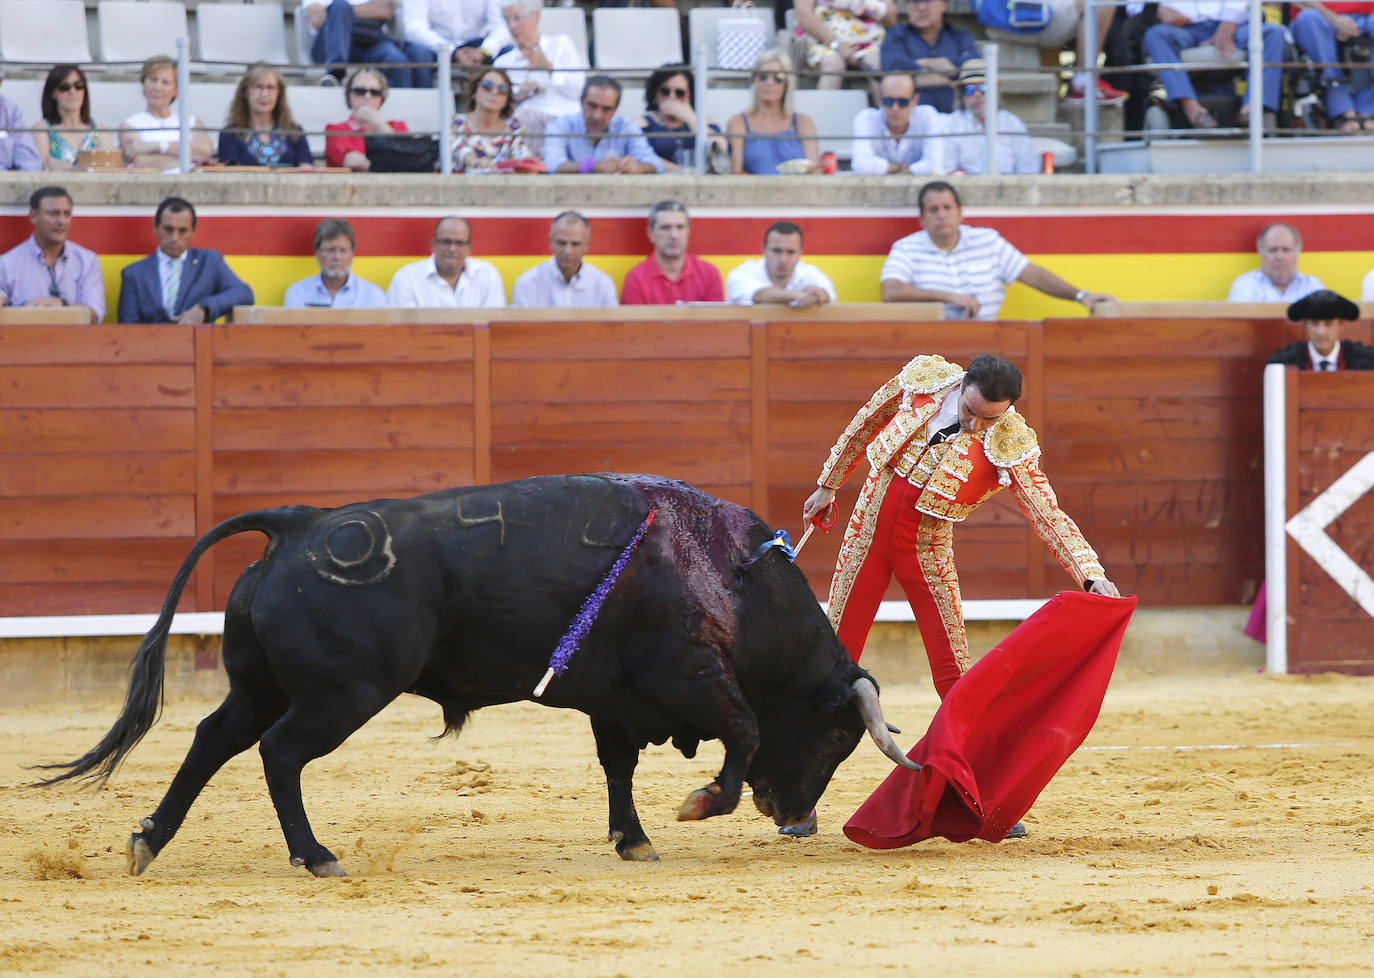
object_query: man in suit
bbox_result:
[117,197,254,324]
[1267,289,1374,371]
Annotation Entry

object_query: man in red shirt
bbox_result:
[621,200,724,305]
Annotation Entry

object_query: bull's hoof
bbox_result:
[676,785,720,821]
[292,856,349,878]
[127,834,156,876]
[778,809,818,838]
[616,841,660,862]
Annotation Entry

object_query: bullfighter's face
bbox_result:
[959,383,1011,434]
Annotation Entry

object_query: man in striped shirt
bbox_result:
[880,181,1113,319]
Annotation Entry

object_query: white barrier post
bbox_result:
[1262,362,1287,674]
[1248,0,1263,172]
[985,42,999,176]
[694,46,708,175]
[1083,0,1098,174]
[176,36,192,174]
[439,43,454,174]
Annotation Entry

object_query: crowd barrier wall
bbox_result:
[7,311,1366,618]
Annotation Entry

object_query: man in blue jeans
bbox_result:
[302,0,429,88]
[1290,2,1374,132]
[1143,0,1285,129]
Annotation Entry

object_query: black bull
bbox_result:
[38,474,915,876]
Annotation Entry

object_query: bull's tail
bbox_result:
[31,508,307,788]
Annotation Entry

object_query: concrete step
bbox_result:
[1057,98,1128,152]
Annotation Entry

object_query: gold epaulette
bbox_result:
[983,409,1040,468]
[896,354,964,397]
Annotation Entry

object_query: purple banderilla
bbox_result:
[533,508,657,697]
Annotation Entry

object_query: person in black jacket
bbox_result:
[1267,289,1374,371]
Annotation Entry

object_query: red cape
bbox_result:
[844,590,1137,849]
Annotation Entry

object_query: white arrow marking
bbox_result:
[1285,450,1374,620]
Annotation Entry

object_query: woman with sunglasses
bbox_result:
[794,0,896,91]
[325,68,410,172]
[726,49,819,175]
[637,65,728,172]
[452,66,534,173]
[942,60,1037,175]
[217,64,313,167]
[33,64,115,171]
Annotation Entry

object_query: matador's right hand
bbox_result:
[803,486,837,523]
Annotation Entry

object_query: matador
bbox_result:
[804,353,1121,700]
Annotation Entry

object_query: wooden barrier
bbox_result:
[1266,367,1374,675]
[6,314,1358,616]
[1095,300,1374,319]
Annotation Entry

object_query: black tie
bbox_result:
[1320,360,1334,371]
[929,420,961,445]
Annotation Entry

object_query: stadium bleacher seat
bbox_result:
[0,0,92,63]
[794,89,869,160]
[539,6,589,68]
[96,1,190,65]
[687,5,775,69]
[195,2,291,68]
[591,7,682,70]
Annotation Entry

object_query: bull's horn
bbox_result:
[851,678,923,771]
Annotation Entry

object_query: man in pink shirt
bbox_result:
[621,200,724,305]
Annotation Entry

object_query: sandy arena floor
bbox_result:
[1,666,1372,977]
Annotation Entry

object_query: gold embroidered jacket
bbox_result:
[817,354,1106,586]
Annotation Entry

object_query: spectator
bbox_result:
[622,201,723,305]
[637,65,728,171]
[794,0,898,90]
[403,0,509,84]
[217,64,314,167]
[1290,2,1374,134]
[117,197,254,324]
[120,56,214,170]
[493,0,586,141]
[544,76,663,174]
[452,66,534,171]
[725,49,820,174]
[1267,289,1374,369]
[849,70,945,175]
[33,65,115,171]
[511,211,618,307]
[1063,0,1130,103]
[325,68,411,171]
[387,217,506,307]
[943,59,1038,175]
[284,218,388,308]
[1227,224,1325,302]
[726,220,837,306]
[0,187,104,322]
[302,0,427,89]
[0,67,39,172]
[878,0,978,114]
[881,180,1113,319]
[1142,0,1284,130]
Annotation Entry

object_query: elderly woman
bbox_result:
[637,64,728,171]
[120,55,214,169]
[726,49,819,175]
[33,64,115,170]
[452,66,534,172]
[794,0,896,90]
[491,0,586,139]
[324,67,410,171]
[217,63,313,167]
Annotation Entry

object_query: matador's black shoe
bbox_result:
[1005,821,1028,839]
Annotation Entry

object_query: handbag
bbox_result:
[716,0,771,71]
[365,133,438,173]
[974,0,1052,34]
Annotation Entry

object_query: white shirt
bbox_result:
[386,255,507,307]
[1363,268,1374,301]
[284,272,389,308]
[400,0,509,53]
[881,225,1029,321]
[1226,268,1325,302]
[725,256,838,306]
[123,109,204,152]
[511,257,618,308]
[942,109,1037,176]
[1166,1,1249,24]
[1308,342,1339,371]
[494,34,585,120]
[849,105,945,176]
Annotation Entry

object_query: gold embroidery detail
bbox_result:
[896,354,964,397]
[983,409,1041,468]
[914,516,970,676]
[827,467,894,631]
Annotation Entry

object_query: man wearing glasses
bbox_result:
[850,72,946,175]
[386,216,507,308]
[0,186,103,322]
[942,59,1038,175]
[285,219,388,309]
[878,0,978,113]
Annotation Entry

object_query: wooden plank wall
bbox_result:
[1290,371,1374,675]
[4,316,1362,616]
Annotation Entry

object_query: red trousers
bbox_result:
[830,472,969,699]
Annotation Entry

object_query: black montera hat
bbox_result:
[1286,289,1360,322]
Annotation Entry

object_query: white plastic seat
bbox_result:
[96,1,189,64]
[687,5,774,68]
[591,7,682,70]
[0,0,92,63]
[539,7,589,68]
[195,1,291,67]
[793,88,867,160]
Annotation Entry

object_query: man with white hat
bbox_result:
[941,59,1038,175]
